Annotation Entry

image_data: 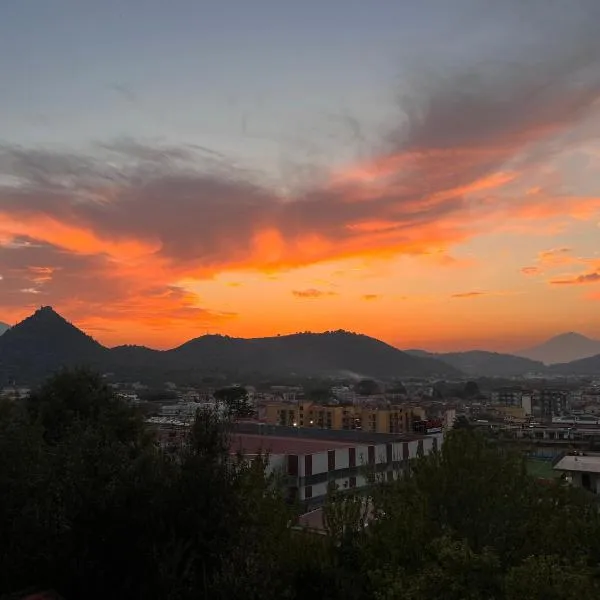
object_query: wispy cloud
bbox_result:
[362,294,381,301]
[292,289,337,299]
[551,271,600,285]
[451,291,487,299]
[521,266,541,276]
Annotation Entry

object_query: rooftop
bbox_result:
[232,422,424,445]
[554,454,600,474]
[231,433,355,455]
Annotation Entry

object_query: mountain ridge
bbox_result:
[405,349,546,377]
[0,307,460,382]
[517,332,600,365]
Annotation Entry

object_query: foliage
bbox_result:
[213,385,254,418]
[463,380,480,398]
[354,378,380,396]
[3,372,600,599]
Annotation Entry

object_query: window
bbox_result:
[328,450,336,471]
[304,454,313,476]
[305,485,313,499]
[288,455,299,476]
[349,476,356,488]
[349,447,356,468]
[368,445,375,465]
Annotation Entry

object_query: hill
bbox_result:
[0,322,9,335]
[167,331,460,379]
[406,349,545,377]
[0,306,106,382]
[0,309,460,383]
[550,353,600,375]
[517,332,600,365]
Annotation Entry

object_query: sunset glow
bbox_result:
[1,1,600,351]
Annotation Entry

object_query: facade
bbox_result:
[232,423,442,507]
[554,453,600,494]
[264,401,418,434]
[534,389,569,419]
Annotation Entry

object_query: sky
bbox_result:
[1,0,600,352]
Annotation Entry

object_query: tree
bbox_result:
[463,380,480,398]
[0,370,290,600]
[213,386,254,418]
[354,379,380,396]
[453,415,472,429]
[5,372,600,599]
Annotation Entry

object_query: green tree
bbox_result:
[213,386,254,418]
[354,379,380,396]
[505,555,598,600]
[464,380,480,398]
[0,370,291,600]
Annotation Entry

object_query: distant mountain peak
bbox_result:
[551,331,590,341]
[0,307,106,382]
[517,331,600,365]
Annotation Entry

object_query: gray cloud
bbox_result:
[0,0,599,290]
[551,271,600,285]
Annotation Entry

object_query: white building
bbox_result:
[554,453,600,494]
[231,427,443,507]
[160,401,227,419]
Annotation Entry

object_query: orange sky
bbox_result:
[2,15,600,351]
[0,136,599,352]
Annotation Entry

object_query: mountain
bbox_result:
[0,322,9,335]
[549,353,600,376]
[406,349,545,377]
[0,309,460,383]
[517,332,600,365]
[167,331,460,379]
[0,306,106,382]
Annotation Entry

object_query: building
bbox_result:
[554,453,600,494]
[231,422,442,507]
[147,416,193,452]
[264,401,418,434]
[533,389,570,419]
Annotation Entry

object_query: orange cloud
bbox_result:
[292,289,337,299]
[538,247,573,265]
[1,24,600,346]
[550,271,600,285]
[362,294,381,301]
[521,266,541,276]
[451,291,487,299]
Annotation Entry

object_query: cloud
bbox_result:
[551,271,600,285]
[537,247,577,267]
[362,294,381,301]
[521,266,541,276]
[451,291,487,299]
[1,0,600,340]
[292,289,337,299]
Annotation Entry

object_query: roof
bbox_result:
[230,433,354,455]
[232,422,425,444]
[554,455,600,474]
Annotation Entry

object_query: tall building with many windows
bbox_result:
[264,401,420,434]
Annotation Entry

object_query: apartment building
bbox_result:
[264,401,418,434]
[231,422,443,506]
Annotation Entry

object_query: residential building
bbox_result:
[534,389,570,419]
[264,402,418,434]
[554,453,600,494]
[231,422,443,506]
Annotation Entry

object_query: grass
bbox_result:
[526,458,561,479]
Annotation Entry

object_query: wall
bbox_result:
[296,433,443,502]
